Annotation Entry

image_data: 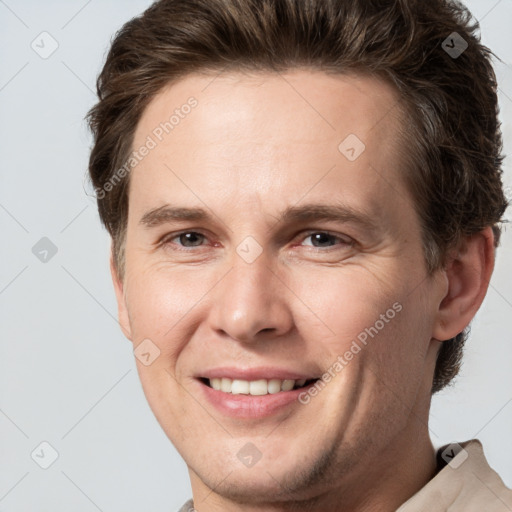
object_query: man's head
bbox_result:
[87,0,507,507]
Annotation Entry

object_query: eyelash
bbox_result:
[160,230,354,252]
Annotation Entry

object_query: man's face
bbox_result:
[115,71,445,502]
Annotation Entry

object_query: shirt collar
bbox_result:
[397,439,512,511]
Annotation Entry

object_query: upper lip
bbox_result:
[197,367,319,381]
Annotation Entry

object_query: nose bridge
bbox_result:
[209,248,293,342]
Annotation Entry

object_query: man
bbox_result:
[86,0,511,510]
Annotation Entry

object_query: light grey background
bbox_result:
[0,1,511,510]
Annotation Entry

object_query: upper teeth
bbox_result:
[208,378,307,395]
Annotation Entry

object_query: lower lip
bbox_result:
[197,379,313,419]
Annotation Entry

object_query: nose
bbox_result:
[207,251,294,344]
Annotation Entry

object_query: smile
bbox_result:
[201,377,318,395]
[196,371,321,418]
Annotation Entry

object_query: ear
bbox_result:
[110,249,133,341]
[432,227,495,341]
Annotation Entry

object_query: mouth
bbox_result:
[199,377,319,395]
[195,368,322,418]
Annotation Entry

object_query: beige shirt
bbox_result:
[179,439,512,511]
[398,439,512,511]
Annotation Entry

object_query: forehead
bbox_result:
[128,70,413,226]
[133,69,404,153]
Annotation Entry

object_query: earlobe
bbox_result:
[110,251,133,341]
[432,227,495,342]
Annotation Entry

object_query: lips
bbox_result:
[197,373,320,418]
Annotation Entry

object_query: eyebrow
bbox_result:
[139,203,379,233]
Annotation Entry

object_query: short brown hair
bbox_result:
[86,0,508,394]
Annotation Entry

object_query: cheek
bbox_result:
[292,266,406,352]
[351,285,433,402]
[124,264,206,341]
[295,265,431,388]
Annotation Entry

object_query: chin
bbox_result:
[189,438,341,504]
[194,466,308,504]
